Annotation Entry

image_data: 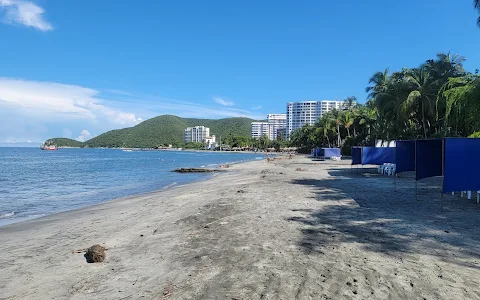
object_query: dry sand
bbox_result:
[1,155,480,299]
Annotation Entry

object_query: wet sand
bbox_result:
[1,156,480,299]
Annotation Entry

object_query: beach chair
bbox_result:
[377,164,384,174]
[382,163,396,176]
[387,164,396,175]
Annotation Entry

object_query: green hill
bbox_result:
[44,138,83,148]
[46,115,258,148]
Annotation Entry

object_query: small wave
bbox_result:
[0,211,15,219]
[163,182,177,190]
[25,214,45,219]
[200,165,206,168]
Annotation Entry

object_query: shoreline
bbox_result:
[11,146,289,155]
[0,169,227,231]
[0,170,217,229]
[0,153,265,228]
[2,156,479,299]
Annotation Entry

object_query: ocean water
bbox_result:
[0,148,264,226]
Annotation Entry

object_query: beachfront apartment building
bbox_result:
[251,122,270,139]
[251,114,287,140]
[183,126,210,143]
[276,127,287,140]
[285,100,343,140]
[267,114,287,140]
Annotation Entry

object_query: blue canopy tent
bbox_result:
[350,139,480,201]
[351,146,395,165]
[362,147,395,165]
[312,147,341,159]
[415,139,443,181]
[443,138,480,193]
[319,148,341,158]
[395,140,416,173]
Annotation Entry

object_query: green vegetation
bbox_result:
[44,138,83,148]
[290,52,480,154]
[46,115,258,148]
[220,134,289,151]
[469,131,480,138]
[183,142,205,150]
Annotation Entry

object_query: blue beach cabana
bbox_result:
[319,148,341,158]
[351,146,395,165]
[443,138,480,195]
[352,138,480,202]
[312,147,341,159]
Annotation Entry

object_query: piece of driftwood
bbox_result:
[172,168,224,173]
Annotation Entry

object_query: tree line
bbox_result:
[221,134,290,151]
[289,52,480,154]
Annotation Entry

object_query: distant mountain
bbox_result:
[45,115,258,148]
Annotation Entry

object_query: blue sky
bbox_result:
[0,0,479,143]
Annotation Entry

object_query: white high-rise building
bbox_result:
[267,114,287,140]
[251,122,270,139]
[184,126,210,143]
[286,100,343,140]
[251,114,287,140]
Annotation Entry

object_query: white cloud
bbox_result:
[213,97,234,106]
[0,0,53,31]
[0,78,143,125]
[251,105,262,110]
[76,129,93,142]
[144,100,265,120]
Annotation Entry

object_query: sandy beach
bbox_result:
[1,155,480,299]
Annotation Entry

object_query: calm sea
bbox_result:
[0,148,263,226]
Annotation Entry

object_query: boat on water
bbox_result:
[40,143,58,151]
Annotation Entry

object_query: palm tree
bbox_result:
[403,66,439,138]
[440,74,480,135]
[366,68,390,99]
[343,96,358,110]
[328,109,343,147]
[349,108,360,137]
[342,111,354,137]
[426,52,465,80]
[323,126,332,148]
[315,117,333,148]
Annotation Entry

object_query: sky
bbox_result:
[0,0,479,143]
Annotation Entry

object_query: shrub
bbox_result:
[468,131,480,138]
